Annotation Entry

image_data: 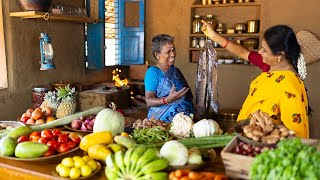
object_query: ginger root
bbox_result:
[242,110,291,144]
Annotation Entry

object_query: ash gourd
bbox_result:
[93,102,125,136]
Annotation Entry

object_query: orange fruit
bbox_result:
[46,116,56,123]
[35,119,45,124]
[31,109,43,120]
[42,107,53,117]
[26,118,36,125]
[26,108,34,117]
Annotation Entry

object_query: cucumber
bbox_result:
[15,142,49,158]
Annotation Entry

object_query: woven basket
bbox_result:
[296,30,320,65]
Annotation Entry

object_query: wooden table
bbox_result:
[0,149,105,180]
[0,148,225,180]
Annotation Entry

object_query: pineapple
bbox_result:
[56,85,77,118]
[40,91,60,112]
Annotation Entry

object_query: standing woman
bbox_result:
[144,34,194,122]
[201,20,311,138]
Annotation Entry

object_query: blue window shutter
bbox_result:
[86,0,105,70]
[119,0,145,65]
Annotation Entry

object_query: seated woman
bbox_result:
[201,21,311,138]
[144,34,194,122]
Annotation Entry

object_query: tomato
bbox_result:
[70,136,81,145]
[31,136,41,142]
[52,129,62,138]
[57,134,69,143]
[58,143,70,153]
[67,141,76,149]
[43,149,55,157]
[41,129,53,139]
[47,140,60,151]
[38,137,49,144]
[17,135,29,143]
[20,116,29,124]
[29,131,41,141]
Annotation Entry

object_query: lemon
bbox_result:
[74,158,86,168]
[73,156,82,161]
[87,160,98,171]
[82,155,92,163]
[61,157,74,168]
[55,163,64,174]
[69,167,81,179]
[59,166,70,178]
[81,165,93,177]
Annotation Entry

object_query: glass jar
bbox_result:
[206,15,217,31]
[191,37,199,48]
[199,38,206,48]
[32,86,51,109]
[192,15,202,34]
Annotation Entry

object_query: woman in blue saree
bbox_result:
[144,34,194,122]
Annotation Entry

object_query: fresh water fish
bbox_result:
[195,40,219,119]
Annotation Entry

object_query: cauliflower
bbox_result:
[170,112,193,138]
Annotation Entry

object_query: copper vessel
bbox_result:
[17,0,53,12]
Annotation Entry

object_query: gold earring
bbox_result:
[277,57,281,62]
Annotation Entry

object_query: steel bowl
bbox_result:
[235,23,247,33]
[17,0,53,12]
[243,38,259,50]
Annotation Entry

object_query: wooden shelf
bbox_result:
[191,2,260,8]
[189,47,226,51]
[189,47,258,51]
[190,33,260,37]
[10,11,102,23]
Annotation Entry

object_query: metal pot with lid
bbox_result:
[217,109,239,133]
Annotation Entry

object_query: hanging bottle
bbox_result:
[192,15,202,34]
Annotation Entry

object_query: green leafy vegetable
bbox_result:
[250,138,320,180]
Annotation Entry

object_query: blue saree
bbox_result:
[147,65,194,122]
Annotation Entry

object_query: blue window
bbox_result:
[86,0,145,69]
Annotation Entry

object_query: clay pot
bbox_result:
[17,0,53,12]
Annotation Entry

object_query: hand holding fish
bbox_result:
[166,85,189,103]
[201,20,215,37]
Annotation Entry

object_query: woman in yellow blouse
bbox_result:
[201,21,311,138]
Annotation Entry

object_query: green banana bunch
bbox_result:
[105,147,168,180]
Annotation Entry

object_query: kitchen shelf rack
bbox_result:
[190,33,260,37]
[10,11,102,23]
[189,1,262,63]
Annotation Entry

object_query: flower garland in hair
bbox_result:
[297,53,307,80]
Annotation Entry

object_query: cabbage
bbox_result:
[160,140,188,166]
[193,119,223,137]
[93,108,125,136]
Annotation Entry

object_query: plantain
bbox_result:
[129,146,146,173]
[133,148,159,174]
[114,151,126,174]
[124,148,134,174]
[114,135,136,149]
[136,158,169,177]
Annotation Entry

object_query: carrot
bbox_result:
[169,171,177,180]
[188,171,204,180]
[175,169,191,178]
[181,176,191,180]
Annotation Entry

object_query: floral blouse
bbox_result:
[237,52,309,138]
